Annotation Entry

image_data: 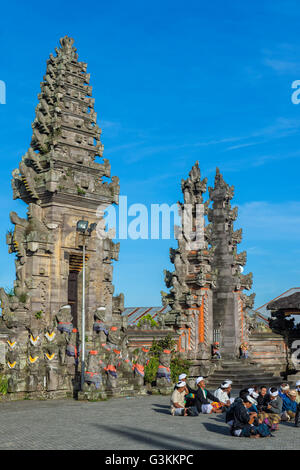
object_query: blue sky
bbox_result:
[0,0,300,309]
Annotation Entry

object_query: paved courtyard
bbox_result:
[0,394,298,450]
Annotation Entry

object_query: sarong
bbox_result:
[104,364,118,379]
[66,344,78,358]
[133,363,145,377]
[124,358,133,368]
[57,322,73,334]
[157,365,171,382]
[93,322,108,335]
[84,371,102,389]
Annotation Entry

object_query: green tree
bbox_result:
[137,314,159,328]
[144,334,192,384]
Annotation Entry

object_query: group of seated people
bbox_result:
[170,374,300,438]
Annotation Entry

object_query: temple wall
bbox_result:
[249,332,287,373]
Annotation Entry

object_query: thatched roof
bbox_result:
[267,292,300,311]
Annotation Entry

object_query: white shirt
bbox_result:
[214,388,230,403]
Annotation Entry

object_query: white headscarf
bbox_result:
[281,384,290,391]
[221,381,231,389]
[196,376,204,385]
[179,373,187,381]
[176,381,187,388]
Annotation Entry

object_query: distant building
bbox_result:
[255,287,300,324]
[122,306,170,326]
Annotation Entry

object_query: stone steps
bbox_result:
[204,360,282,390]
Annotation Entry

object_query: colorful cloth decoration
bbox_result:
[45,353,55,361]
[84,371,102,389]
[45,332,56,342]
[57,322,72,334]
[93,322,108,335]
[7,340,16,350]
[157,365,171,382]
[104,364,118,378]
[133,363,145,377]
[28,355,39,364]
[7,361,16,369]
[30,335,40,346]
[66,345,78,358]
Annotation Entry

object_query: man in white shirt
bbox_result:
[170,382,188,416]
[214,381,234,407]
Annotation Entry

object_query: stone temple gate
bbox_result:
[161,163,255,361]
[0,36,287,398]
[0,36,131,398]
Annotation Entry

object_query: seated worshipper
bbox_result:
[211,342,221,359]
[225,390,253,428]
[294,382,300,428]
[258,388,282,431]
[257,386,268,412]
[214,381,235,407]
[223,379,233,398]
[170,382,189,416]
[279,383,290,399]
[225,387,257,426]
[295,381,300,405]
[282,389,298,421]
[295,403,300,428]
[194,377,224,414]
[239,342,249,359]
[230,393,272,438]
[247,389,260,413]
[177,373,196,408]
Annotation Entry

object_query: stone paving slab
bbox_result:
[0,395,299,450]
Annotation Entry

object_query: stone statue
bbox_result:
[156,349,172,388]
[66,328,79,372]
[93,307,108,347]
[55,305,73,334]
[55,305,73,366]
[133,347,149,387]
[9,211,29,263]
[84,350,103,391]
[107,325,127,351]
[104,351,118,390]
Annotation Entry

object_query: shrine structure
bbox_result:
[0,36,142,399]
[161,163,286,382]
[0,37,288,399]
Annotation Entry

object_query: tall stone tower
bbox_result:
[1,36,123,336]
[207,168,255,359]
[162,164,255,368]
[162,162,216,365]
